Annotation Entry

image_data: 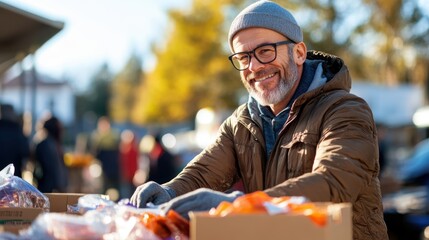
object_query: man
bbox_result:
[131,1,388,239]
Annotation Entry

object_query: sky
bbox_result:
[2,0,191,91]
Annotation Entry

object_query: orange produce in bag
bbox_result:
[209,191,328,227]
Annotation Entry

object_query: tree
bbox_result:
[133,0,243,124]
[75,63,113,121]
[278,0,429,85]
[110,54,143,124]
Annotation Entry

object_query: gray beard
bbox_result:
[247,58,299,106]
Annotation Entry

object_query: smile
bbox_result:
[254,73,276,82]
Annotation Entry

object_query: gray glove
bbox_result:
[130,181,176,208]
[160,188,244,219]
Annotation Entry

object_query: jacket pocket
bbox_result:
[281,132,319,177]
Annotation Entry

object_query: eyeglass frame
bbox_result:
[228,40,295,71]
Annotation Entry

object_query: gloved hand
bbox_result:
[130,181,176,208]
[160,188,244,219]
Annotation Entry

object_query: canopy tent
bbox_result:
[351,81,424,127]
[0,1,64,74]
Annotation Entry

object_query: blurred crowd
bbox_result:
[0,103,181,202]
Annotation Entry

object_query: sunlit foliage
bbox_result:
[133,0,243,124]
[278,0,429,85]
[110,54,143,124]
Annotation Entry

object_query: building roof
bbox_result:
[0,2,64,74]
[2,70,69,88]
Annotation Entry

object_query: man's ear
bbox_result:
[293,42,307,65]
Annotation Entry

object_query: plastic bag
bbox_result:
[70,194,115,214]
[17,202,189,240]
[20,211,114,240]
[0,164,49,210]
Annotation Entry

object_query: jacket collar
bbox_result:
[247,52,333,122]
[243,51,349,123]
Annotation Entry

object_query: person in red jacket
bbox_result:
[119,129,139,199]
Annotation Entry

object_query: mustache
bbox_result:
[246,69,274,82]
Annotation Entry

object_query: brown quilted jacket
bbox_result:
[165,51,388,240]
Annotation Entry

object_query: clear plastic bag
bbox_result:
[21,212,113,240]
[0,164,49,210]
[66,194,115,214]
[18,202,189,239]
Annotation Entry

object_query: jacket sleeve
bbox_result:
[164,116,240,196]
[265,95,379,203]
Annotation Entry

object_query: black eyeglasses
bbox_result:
[228,40,295,71]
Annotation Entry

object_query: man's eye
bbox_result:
[236,55,248,63]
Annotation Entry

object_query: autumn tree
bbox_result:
[133,0,243,124]
[110,54,143,124]
[277,0,429,86]
[360,0,429,86]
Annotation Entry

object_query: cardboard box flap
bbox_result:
[44,193,85,212]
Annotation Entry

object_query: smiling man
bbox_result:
[131,1,388,239]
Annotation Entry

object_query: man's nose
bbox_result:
[248,56,264,72]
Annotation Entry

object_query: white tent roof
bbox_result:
[351,81,424,127]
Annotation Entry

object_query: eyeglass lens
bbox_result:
[229,40,294,71]
[230,44,277,70]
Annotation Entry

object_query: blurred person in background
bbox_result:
[91,116,121,199]
[131,1,388,239]
[32,114,68,192]
[119,129,139,199]
[139,133,177,185]
[0,104,30,177]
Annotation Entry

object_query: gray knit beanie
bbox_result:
[228,0,303,52]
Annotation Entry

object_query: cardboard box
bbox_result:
[0,193,86,234]
[45,193,85,212]
[0,207,45,234]
[190,203,352,240]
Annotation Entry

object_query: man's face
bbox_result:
[231,28,300,107]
